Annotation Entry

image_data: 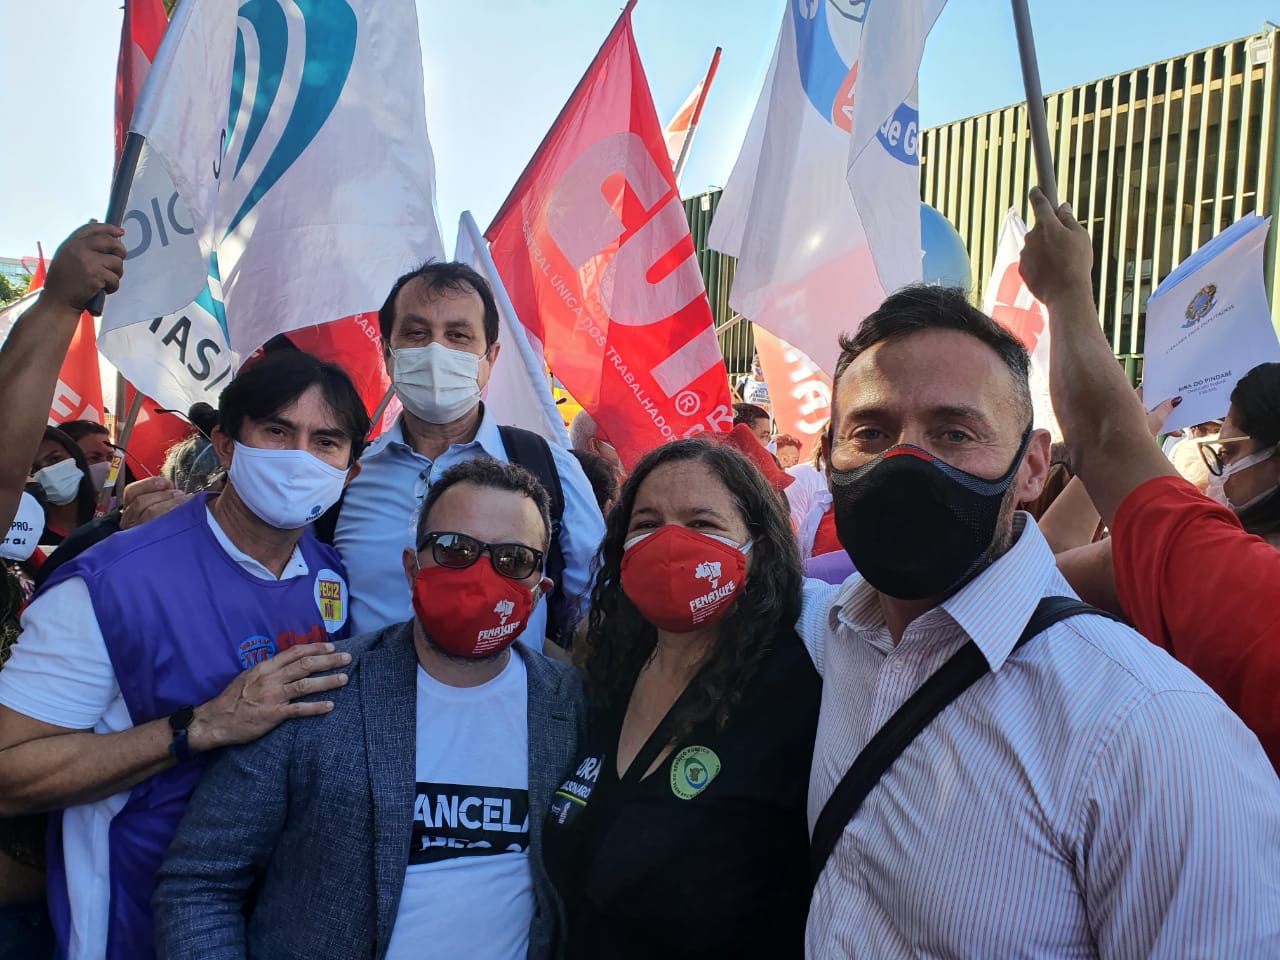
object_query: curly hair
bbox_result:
[576,438,802,741]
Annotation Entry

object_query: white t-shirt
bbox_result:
[384,653,533,960]
[0,509,308,960]
[785,463,828,530]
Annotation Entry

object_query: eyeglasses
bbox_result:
[1197,436,1255,477]
[416,531,543,580]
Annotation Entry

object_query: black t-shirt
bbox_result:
[543,630,820,960]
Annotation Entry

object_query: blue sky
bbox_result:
[1,0,1275,260]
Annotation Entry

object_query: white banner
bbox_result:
[707,2,882,374]
[846,0,945,295]
[984,208,1060,440]
[1143,214,1280,433]
[455,212,569,448]
[0,290,38,349]
[103,0,444,357]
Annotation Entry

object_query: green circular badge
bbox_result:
[670,745,721,800]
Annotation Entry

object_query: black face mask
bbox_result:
[829,429,1032,600]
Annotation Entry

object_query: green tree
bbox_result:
[0,273,29,306]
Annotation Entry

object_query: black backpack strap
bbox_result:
[809,596,1120,883]
[498,425,569,645]
[312,489,346,546]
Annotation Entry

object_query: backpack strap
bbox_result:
[498,425,569,646]
[809,596,1120,883]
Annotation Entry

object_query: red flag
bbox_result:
[754,329,832,461]
[486,4,733,469]
[23,245,47,294]
[116,0,168,157]
[284,314,390,420]
[662,47,721,182]
[23,250,105,425]
[123,390,191,478]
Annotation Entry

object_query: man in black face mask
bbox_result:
[798,284,1280,958]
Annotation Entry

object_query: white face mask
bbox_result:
[392,343,483,424]
[227,442,349,530]
[0,492,44,561]
[33,458,84,506]
[1206,445,1277,511]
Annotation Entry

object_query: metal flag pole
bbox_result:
[86,131,146,316]
[368,385,396,439]
[672,46,723,187]
[99,390,144,512]
[1010,0,1059,208]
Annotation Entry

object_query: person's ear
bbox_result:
[211,426,235,471]
[402,547,418,590]
[1014,428,1052,505]
[477,341,501,389]
[343,461,362,487]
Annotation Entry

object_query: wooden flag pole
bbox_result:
[368,385,396,438]
[1010,0,1059,208]
[99,390,144,511]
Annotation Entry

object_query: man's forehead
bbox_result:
[427,483,544,539]
[396,279,483,319]
[253,387,346,433]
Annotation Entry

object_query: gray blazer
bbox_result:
[153,623,585,960]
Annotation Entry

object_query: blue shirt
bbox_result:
[335,408,605,639]
[797,516,1280,958]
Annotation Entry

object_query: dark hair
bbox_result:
[218,351,370,464]
[832,284,1032,428]
[187,402,219,439]
[732,402,770,426]
[1231,362,1280,448]
[162,435,222,494]
[378,261,500,348]
[578,438,802,740]
[570,449,619,513]
[774,434,802,451]
[38,426,97,527]
[59,420,109,442]
[416,457,553,553]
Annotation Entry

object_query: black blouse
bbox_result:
[544,630,821,959]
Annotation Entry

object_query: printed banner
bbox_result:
[486,7,733,469]
[1143,214,1280,433]
[754,329,831,459]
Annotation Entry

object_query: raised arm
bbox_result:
[1018,189,1177,525]
[0,224,125,532]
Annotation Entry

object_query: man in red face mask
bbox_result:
[153,458,586,960]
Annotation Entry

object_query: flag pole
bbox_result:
[86,131,146,316]
[99,390,144,512]
[1010,0,1058,208]
[672,46,722,187]
[368,385,396,439]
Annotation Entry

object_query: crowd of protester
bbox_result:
[0,190,1277,960]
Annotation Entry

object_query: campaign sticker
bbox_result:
[670,745,721,800]
[0,493,43,561]
[314,568,348,632]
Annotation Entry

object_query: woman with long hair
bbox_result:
[29,427,95,546]
[544,438,819,959]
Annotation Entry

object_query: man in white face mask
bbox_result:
[0,350,368,960]
[331,261,605,650]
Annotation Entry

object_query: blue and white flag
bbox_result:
[101,0,443,359]
[1143,214,1280,433]
[846,0,946,296]
[455,212,570,448]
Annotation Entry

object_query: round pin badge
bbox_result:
[670,745,721,800]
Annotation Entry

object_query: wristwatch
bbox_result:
[167,706,195,763]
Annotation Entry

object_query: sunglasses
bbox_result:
[416,531,543,580]
[1196,436,1255,477]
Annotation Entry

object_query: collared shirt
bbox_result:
[335,408,605,638]
[796,516,1280,959]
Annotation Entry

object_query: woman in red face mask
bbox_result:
[542,439,819,959]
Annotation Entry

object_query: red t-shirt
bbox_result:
[810,506,843,559]
[1112,475,1280,769]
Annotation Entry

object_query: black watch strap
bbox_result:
[167,706,195,763]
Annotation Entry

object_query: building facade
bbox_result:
[688,27,1280,382]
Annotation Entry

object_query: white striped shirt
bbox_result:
[798,516,1280,958]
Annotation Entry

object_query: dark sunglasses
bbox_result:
[417,531,543,580]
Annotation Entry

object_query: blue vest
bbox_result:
[38,494,350,960]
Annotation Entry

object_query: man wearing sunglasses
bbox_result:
[155,457,585,960]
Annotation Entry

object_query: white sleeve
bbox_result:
[0,577,119,730]
[797,578,837,675]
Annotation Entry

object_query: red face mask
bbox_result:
[619,524,750,633]
[411,562,535,659]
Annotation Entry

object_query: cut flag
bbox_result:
[753,329,831,460]
[663,47,722,185]
[455,212,569,448]
[115,0,167,157]
[708,3,882,374]
[100,0,444,357]
[486,2,733,469]
[983,209,1060,440]
[846,0,946,295]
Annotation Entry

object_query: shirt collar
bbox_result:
[828,513,1057,671]
[362,405,505,462]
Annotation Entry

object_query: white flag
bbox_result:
[0,291,39,350]
[102,0,444,358]
[708,3,884,374]
[983,209,1059,440]
[1142,214,1280,433]
[846,0,945,295]
[455,212,570,448]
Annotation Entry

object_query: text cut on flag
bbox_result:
[485,4,733,469]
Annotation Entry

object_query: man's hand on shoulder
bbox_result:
[188,643,352,752]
